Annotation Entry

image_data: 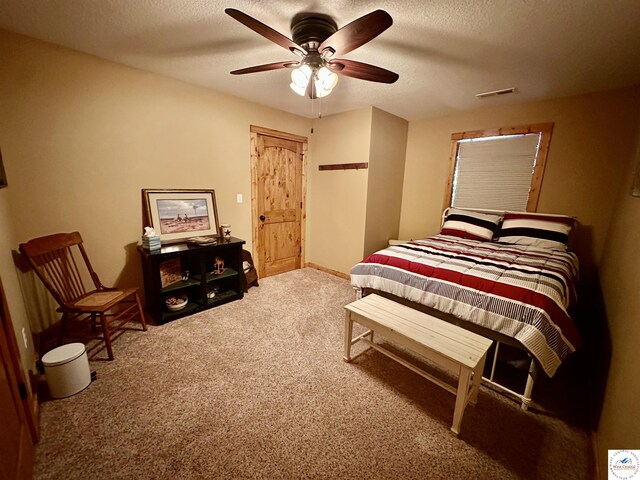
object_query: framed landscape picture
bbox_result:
[142,189,220,243]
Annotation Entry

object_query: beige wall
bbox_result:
[399,87,640,274]
[3,29,640,475]
[0,29,311,261]
[400,88,640,478]
[305,108,372,274]
[596,127,640,477]
[0,190,36,379]
[0,30,311,331]
[363,108,408,257]
[305,107,408,273]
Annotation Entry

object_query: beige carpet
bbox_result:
[34,268,591,479]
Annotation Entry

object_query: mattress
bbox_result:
[350,234,581,377]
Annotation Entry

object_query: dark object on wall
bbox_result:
[633,153,640,197]
[240,250,259,292]
[0,148,7,188]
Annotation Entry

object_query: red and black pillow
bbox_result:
[440,208,502,242]
[496,212,575,250]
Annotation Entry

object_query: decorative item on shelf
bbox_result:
[186,236,217,246]
[220,224,231,241]
[212,257,225,275]
[165,292,188,311]
[182,270,189,281]
[207,285,220,299]
[159,258,182,288]
[141,226,161,251]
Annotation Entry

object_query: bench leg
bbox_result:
[343,311,353,362]
[521,358,538,411]
[469,352,487,406]
[451,367,472,435]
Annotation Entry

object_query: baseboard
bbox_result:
[304,263,350,280]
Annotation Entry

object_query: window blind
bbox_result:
[451,133,540,211]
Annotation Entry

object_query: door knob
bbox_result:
[259,215,266,221]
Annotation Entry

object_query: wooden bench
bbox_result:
[344,294,493,435]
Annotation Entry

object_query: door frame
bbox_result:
[249,125,307,278]
[0,276,38,479]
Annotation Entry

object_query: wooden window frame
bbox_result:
[442,122,554,212]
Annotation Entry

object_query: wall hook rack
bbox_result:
[318,162,369,171]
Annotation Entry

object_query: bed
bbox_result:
[350,208,581,409]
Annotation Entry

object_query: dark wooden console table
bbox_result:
[137,237,245,324]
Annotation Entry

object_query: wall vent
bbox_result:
[475,87,516,99]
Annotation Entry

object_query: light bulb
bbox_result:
[315,84,330,97]
[289,82,307,96]
[290,65,312,87]
[314,66,338,97]
[318,67,338,89]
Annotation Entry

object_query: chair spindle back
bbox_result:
[20,232,100,307]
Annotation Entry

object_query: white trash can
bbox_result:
[42,343,91,398]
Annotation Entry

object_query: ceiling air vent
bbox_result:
[475,87,516,99]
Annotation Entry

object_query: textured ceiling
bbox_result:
[1,0,640,120]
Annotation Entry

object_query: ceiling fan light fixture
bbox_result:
[290,64,312,97]
[290,63,338,98]
[314,66,338,98]
[227,9,398,101]
[291,64,312,87]
[314,84,330,98]
[317,66,338,89]
[289,80,307,96]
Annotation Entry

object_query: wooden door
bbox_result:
[0,278,36,480]
[250,126,307,278]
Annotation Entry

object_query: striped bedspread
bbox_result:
[350,235,581,377]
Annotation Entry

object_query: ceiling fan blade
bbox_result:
[230,61,298,75]
[225,8,307,56]
[329,59,399,84]
[319,10,392,57]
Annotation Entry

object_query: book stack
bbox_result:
[141,235,161,251]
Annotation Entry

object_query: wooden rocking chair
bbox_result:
[19,232,147,360]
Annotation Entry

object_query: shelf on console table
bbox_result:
[137,237,245,324]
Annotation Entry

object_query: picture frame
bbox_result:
[142,189,220,243]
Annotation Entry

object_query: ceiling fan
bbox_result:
[225,8,399,99]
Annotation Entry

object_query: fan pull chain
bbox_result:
[309,97,324,119]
